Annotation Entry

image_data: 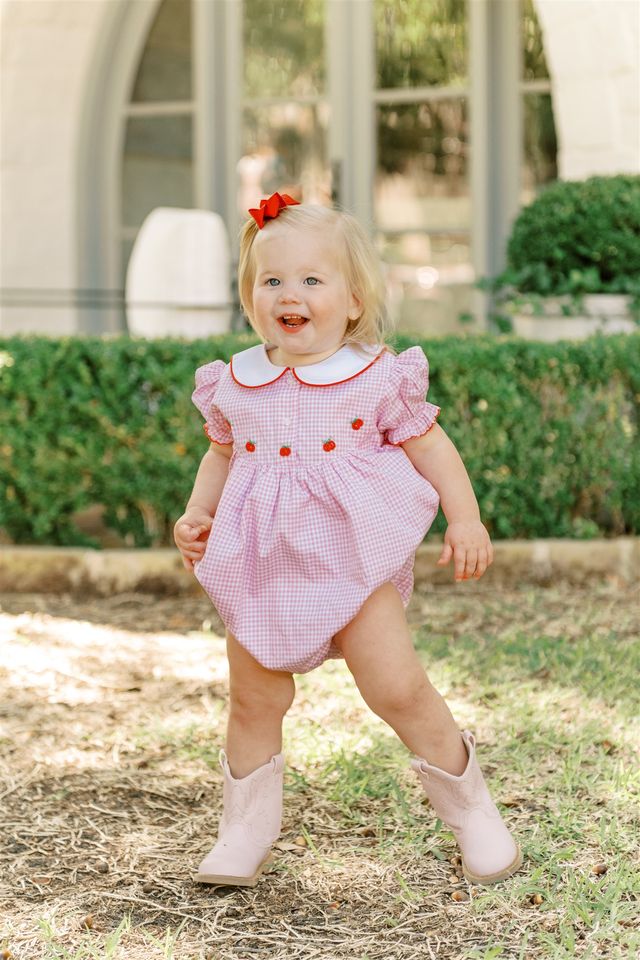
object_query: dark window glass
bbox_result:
[131,0,192,103]
[239,103,330,210]
[123,116,193,227]
[522,93,558,203]
[376,99,469,233]
[243,0,325,98]
[375,0,468,90]
[522,0,550,81]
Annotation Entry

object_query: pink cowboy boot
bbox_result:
[194,751,284,886]
[412,730,522,885]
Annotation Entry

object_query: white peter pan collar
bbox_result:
[230,342,386,387]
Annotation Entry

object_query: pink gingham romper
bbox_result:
[192,341,441,674]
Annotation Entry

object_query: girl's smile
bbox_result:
[252,226,361,367]
[278,313,309,331]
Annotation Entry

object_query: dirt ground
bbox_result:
[1,583,638,960]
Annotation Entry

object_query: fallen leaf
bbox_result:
[451,890,469,902]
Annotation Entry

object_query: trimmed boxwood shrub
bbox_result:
[490,174,640,300]
[0,331,638,546]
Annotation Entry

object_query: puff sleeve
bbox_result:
[376,346,440,446]
[192,360,233,445]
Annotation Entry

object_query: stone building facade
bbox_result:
[1,0,638,336]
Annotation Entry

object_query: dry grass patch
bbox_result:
[0,584,638,959]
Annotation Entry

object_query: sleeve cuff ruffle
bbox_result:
[377,346,441,445]
[385,403,441,446]
[192,360,233,445]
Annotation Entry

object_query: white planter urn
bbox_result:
[126,208,232,340]
[511,294,636,342]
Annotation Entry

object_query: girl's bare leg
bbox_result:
[225,630,295,778]
[333,582,468,775]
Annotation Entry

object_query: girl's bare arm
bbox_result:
[401,423,480,523]
[174,443,233,570]
[401,424,493,581]
[185,442,233,516]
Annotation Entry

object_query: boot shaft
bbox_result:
[411,731,490,828]
[219,751,284,846]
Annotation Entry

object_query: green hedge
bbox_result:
[494,174,640,299]
[1,332,638,546]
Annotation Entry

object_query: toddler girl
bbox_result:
[174,193,522,889]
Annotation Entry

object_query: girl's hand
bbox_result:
[436,520,494,582]
[174,508,213,571]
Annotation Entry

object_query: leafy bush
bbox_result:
[0,332,638,546]
[491,175,640,299]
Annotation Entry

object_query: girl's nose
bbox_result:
[278,288,301,304]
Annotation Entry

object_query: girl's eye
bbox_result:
[304,277,319,286]
[266,278,280,287]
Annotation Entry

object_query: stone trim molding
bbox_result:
[0,540,637,597]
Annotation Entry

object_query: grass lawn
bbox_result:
[0,583,638,959]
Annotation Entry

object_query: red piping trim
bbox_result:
[292,350,385,386]
[204,423,232,446]
[386,407,441,446]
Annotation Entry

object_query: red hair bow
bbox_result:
[248,191,300,229]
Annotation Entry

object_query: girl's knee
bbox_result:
[227,630,295,719]
[230,673,295,723]
[366,673,433,721]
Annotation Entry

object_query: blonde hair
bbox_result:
[237,204,397,353]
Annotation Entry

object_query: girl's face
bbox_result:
[251,224,361,366]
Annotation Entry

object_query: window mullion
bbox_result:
[374,85,469,104]
[125,101,195,118]
[351,0,375,224]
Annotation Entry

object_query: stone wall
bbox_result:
[0,0,112,334]
[535,0,640,178]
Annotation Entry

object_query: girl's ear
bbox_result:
[348,290,363,321]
